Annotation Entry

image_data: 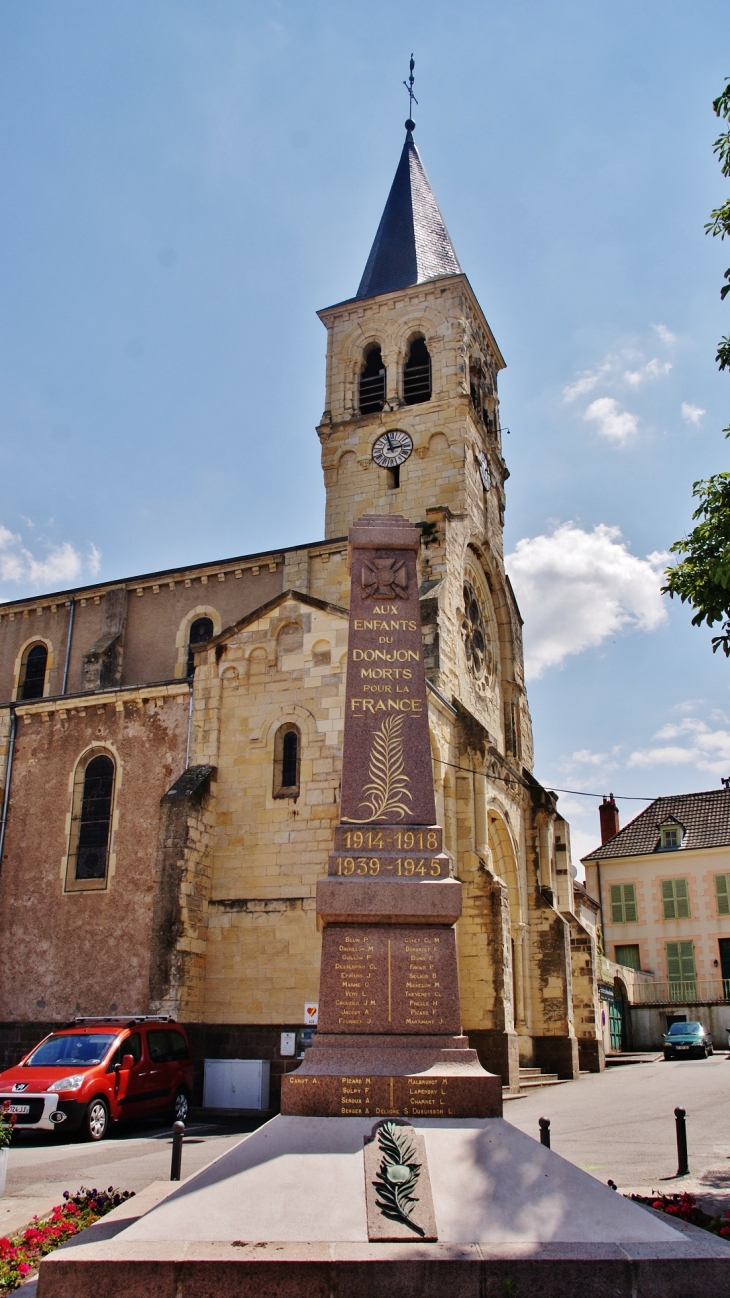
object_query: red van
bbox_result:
[0,1016,194,1141]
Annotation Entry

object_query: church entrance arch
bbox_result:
[488,809,527,1031]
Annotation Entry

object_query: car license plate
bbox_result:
[6,1103,30,1114]
[677,1046,689,1051]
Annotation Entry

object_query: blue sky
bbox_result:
[0,1,728,860]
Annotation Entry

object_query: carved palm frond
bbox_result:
[372,1121,424,1236]
[354,715,413,822]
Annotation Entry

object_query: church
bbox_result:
[0,121,603,1099]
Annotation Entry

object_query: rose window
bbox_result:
[462,582,488,679]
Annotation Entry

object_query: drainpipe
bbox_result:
[596,859,606,937]
[0,708,17,869]
[62,597,75,695]
[185,684,194,769]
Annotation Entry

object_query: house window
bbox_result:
[615,944,641,971]
[665,940,696,995]
[359,346,386,414]
[19,643,48,700]
[715,874,730,916]
[658,822,683,850]
[66,753,116,891]
[403,337,431,405]
[609,883,637,923]
[273,724,300,798]
[661,878,690,920]
[187,617,214,677]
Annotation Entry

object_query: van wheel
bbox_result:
[83,1097,109,1142]
[171,1089,190,1124]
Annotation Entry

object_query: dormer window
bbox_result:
[359,346,386,414]
[658,820,684,851]
[403,337,431,405]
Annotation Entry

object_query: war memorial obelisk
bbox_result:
[39,516,730,1297]
[280,512,501,1122]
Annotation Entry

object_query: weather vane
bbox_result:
[403,54,418,129]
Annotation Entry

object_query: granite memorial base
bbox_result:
[38,1115,730,1297]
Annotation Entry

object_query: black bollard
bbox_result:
[674,1106,689,1177]
[171,1120,185,1181]
[539,1117,551,1149]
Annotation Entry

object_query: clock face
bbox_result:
[476,450,491,491]
[372,430,413,469]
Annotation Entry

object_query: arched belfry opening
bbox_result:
[403,336,431,405]
[359,345,386,414]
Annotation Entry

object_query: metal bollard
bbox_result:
[170,1120,185,1181]
[674,1106,689,1177]
[539,1117,551,1149]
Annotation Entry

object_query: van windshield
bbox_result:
[26,1034,117,1066]
[667,1022,702,1036]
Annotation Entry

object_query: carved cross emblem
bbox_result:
[361,558,408,598]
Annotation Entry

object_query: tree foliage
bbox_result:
[664,78,730,648]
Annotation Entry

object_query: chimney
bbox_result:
[599,794,619,844]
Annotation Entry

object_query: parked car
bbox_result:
[663,1021,713,1060]
[0,1016,193,1141]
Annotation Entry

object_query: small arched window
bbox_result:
[19,643,48,700]
[273,723,301,798]
[359,345,386,414]
[187,617,214,677]
[71,754,115,886]
[403,337,431,405]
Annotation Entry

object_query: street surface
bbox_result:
[507,1052,730,1192]
[2,1055,729,1234]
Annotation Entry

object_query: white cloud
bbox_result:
[506,523,668,679]
[624,358,672,387]
[681,402,705,426]
[629,716,730,777]
[584,397,639,445]
[562,364,611,402]
[653,323,676,345]
[0,524,100,593]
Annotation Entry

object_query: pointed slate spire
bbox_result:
[356,125,461,300]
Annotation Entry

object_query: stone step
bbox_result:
[518,1067,543,1077]
[519,1076,568,1088]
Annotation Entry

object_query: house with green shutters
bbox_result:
[582,790,730,1051]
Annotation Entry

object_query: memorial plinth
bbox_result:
[39,516,730,1296]
[280,514,501,1120]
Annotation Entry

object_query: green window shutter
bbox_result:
[615,944,641,970]
[665,941,681,980]
[675,878,690,919]
[662,879,676,919]
[623,883,637,923]
[716,875,730,916]
[679,941,696,980]
[610,884,624,923]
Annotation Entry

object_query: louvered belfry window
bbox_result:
[359,346,386,414]
[609,882,638,924]
[403,337,431,405]
[661,878,690,920]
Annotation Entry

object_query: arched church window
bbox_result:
[403,337,431,405]
[19,643,48,700]
[70,753,115,886]
[273,724,300,798]
[462,582,488,679]
[359,346,386,414]
[187,617,214,677]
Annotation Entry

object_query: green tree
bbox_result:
[664,78,730,652]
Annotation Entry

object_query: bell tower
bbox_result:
[317,120,510,571]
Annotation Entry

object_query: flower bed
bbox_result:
[630,1191,730,1238]
[0,1186,135,1293]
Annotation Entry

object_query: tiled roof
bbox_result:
[355,129,461,300]
[582,789,730,861]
